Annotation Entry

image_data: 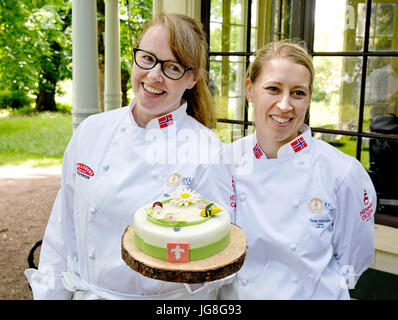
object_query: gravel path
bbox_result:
[0,166,61,300]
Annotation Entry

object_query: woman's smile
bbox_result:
[269,114,293,126]
[142,82,166,96]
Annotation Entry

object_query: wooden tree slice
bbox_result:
[121,224,247,283]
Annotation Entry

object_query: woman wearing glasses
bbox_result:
[25,13,233,300]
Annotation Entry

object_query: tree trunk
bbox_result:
[35,42,61,112]
[35,87,57,112]
[121,67,130,107]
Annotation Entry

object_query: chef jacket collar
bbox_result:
[128,99,188,130]
[253,124,312,159]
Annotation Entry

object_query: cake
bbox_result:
[133,188,230,263]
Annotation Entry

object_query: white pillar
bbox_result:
[104,0,121,111]
[71,0,100,130]
[153,0,201,20]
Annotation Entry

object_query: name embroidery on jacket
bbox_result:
[308,197,333,229]
[360,189,373,222]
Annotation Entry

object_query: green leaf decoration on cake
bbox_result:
[146,214,211,227]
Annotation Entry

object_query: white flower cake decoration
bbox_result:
[170,188,201,207]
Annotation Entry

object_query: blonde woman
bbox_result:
[25,13,232,300]
[220,41,376,299]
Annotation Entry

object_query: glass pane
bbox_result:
[310,56,362,131]
[230,25,246,51]
[369,2,398,51]
[368,136,398,201]
[209,21,222,52]
[247,101,254,122]
[271,0,292,41]
[209,55,246,121]
[312,132,357,158]
[247,125,254,136]
[250,0,258,52]
[314,0,366,52]
[215,122,245,143]
[360,137,370,171]
[364,57,398,132]
[210,0,248,52]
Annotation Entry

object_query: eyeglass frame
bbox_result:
[133,47,193,80]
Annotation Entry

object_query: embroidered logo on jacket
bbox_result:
[308,198,324,214]
[291,137,308,153]
[76,163,94,179]
[308,198,333,229]
[158,114,174,128]
[166,172,181,188]
[253,143,264,159]
[360,189,373,222]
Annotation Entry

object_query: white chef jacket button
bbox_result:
[103,164,110,171]
[293,277,299,283]
[290,243,297,251]
[293,201,299,208]
[239,194,246,202]
[89,207,97,215]
[120,127,126,132]
[88,250,95,259]
[241,279,248,286]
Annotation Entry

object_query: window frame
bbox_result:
[201,0,398,157]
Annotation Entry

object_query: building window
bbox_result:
[202,0,398,214]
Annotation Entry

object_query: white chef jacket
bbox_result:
[24,101,234,300]
[219,125,376,300]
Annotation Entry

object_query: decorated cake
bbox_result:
[133,188,230,263]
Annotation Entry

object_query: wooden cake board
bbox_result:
[121,224,247,283]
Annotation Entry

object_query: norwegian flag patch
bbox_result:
[291,137,308,153]
[253,143,264,159]
[158,114,174,128]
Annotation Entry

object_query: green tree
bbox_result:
[33,2,72,111]
[0,0,151,112]
[120,0,152,106]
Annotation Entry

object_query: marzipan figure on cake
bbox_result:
[200,203,222,217]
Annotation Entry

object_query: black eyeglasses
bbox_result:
[133,48,193,80]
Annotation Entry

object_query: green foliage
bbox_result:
[119,0,153,70]
[0,112,72,166]
[0,90,33,109]
[0,0,151,111]
[0,1,72,92]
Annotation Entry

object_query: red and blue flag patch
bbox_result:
[290,137,308,153]
[253,143,264,159]
[158,114,174,128]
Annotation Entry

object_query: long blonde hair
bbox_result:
[248,41,314,93]
[137,12,216,129]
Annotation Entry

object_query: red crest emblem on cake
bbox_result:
[167,242,189,263]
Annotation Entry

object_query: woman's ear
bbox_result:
[245,78,253,102]
[187,76,198,90]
